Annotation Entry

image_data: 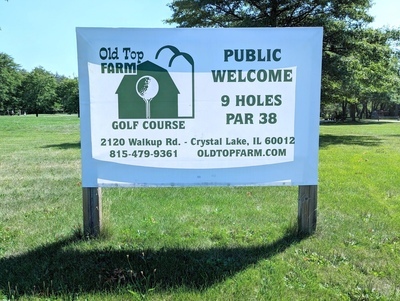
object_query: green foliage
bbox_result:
[323,26,400,111]
[0,53,22,113]
[20,67,58,116]
[165,0,373,28]
[166,0,400,118]
[0,54,79,116]
[56,77,79,114]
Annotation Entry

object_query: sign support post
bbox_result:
[82,187,102,237]
[298,185,317,235]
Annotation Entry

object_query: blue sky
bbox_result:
[0,0,399,77]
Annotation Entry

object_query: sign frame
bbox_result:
[77,27,323,236]
[77,27,323,188]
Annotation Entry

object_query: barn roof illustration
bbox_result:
[116,60,180,119]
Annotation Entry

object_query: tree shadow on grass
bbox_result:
[320,120,398,126]
[43,142,81,149]
[319,134,382,149]
[0,231,303,298]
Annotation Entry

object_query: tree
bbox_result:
[322,23,400,120]
[166,0,400,119]
[20,67,58,116]
[56,77,79,115]
[0,53,22,114]
[166,0,373,28]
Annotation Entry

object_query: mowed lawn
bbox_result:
[0,115,399,300]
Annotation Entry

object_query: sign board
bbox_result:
[77,27,323,187]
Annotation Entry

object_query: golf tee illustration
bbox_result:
[136,76,159,119]
[117,45,195,119]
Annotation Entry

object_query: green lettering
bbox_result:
[284,69,293,82]
[227,70,236,82]
[268,69,282,82]
[211,70,226,82]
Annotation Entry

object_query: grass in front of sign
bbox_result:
[0,116,399,300]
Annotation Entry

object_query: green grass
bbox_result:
[0,116,399,300]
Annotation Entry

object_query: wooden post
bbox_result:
[298,185,317,235]
[83,187,102,237]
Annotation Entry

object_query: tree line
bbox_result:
[166,0,400,121]
[1,0,399,119]
[0,53,78,116]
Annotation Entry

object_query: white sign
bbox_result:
[77,27,323,187]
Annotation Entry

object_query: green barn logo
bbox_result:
[116,45,194,119]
